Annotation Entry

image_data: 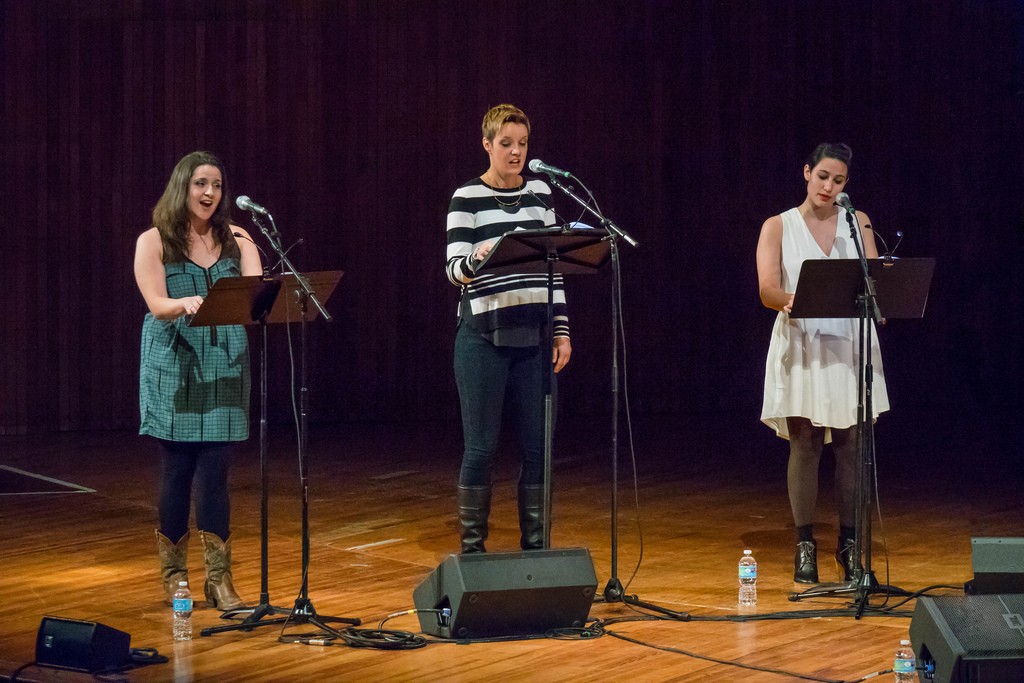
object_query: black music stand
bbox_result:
[192,271,357,637]
[476,227,611,548]
[790,258,935,321]
[788,257,934,607]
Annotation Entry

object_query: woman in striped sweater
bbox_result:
[445,104,572,553]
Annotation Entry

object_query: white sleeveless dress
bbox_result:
[760,208,889,440]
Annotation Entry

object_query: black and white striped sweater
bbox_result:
[446,176,569,338]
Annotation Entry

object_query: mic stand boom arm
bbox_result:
[544,175,639,249]
[251,213,332,322]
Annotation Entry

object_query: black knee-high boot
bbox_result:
[457,485,491,553]
[517,484,544,550]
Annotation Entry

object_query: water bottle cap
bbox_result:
[900,639,910,645]
[743,549,752,555]
[178,580,188,586]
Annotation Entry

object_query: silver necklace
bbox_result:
[493,190,522,209]
[488,176,523,210]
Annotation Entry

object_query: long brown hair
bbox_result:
[151,151,234,264]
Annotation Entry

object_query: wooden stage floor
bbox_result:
[0,413,1020,682]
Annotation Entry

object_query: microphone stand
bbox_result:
[845,208,912,615]
[256,214,359,634]
[203,211,358,638]
[543,174,680,617]
[791,207,910,610]
[846,206,884,611]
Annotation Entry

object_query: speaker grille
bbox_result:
[937,595,1024,655]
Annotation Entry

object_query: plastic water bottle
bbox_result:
[738,549,757,605]
[172,580,193,641]
[893,639,915,681]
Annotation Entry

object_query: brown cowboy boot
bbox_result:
[156,530,189,606]
[199,530,247,612]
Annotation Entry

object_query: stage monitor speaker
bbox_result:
[909,595,1024,683]
[35,616,131,673]
[966,537,1024,595]
[413,547,597,639]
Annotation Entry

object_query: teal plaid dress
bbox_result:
[139,255,250,441]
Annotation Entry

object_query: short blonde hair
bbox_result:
[482,104,531,141]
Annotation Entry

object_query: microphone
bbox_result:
[834,192,855,213]
[528,159,572,178]
[236,195,269,215]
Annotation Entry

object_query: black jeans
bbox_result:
[453,323,549,488]
[157,439,233,541]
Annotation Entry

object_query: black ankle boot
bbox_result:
[517,484,544,550]
[836,536,857,581]
[794,540,819,583]
[457,485,491,553]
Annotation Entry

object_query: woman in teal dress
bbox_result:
[134,151,262,611]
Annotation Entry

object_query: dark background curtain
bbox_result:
[2,1,1022,465]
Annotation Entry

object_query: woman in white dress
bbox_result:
[756,143,889,584]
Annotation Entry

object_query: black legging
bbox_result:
[785,417,858,532]
[453,323,547,488]
[157,439,233,542]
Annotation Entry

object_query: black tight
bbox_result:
[786,417,858,534]
[157,440,232,542]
